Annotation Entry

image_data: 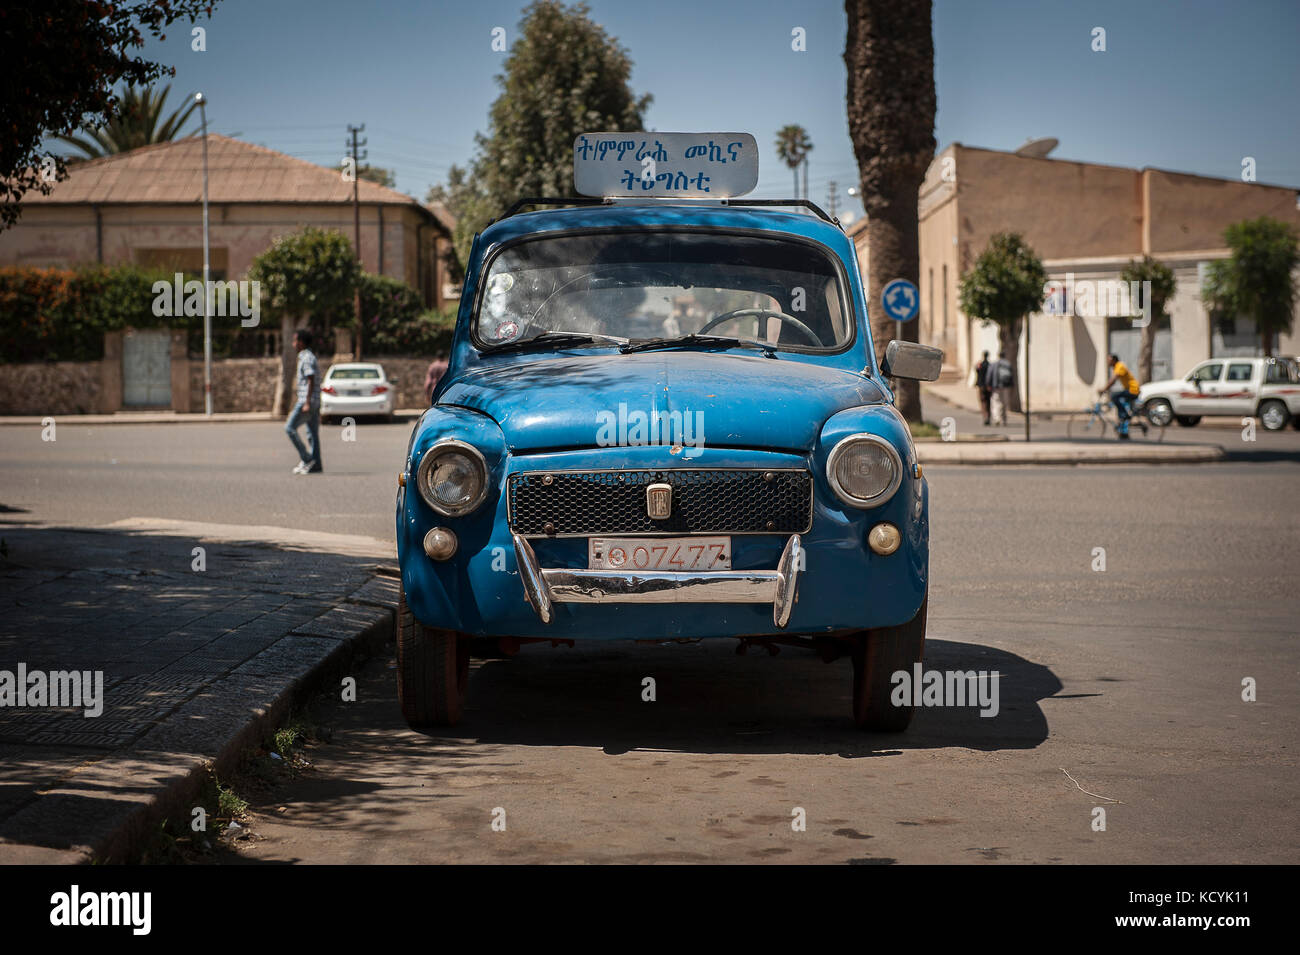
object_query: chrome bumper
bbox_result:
[511,533,802,629]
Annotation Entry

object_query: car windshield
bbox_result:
[475,232,853,352]
[329,368,381,380]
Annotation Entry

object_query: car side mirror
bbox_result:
[881,340,944,382]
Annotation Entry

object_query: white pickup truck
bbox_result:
[1139,357,1300,431]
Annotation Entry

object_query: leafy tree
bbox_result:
[425,164,474,282]
[56,83,199,159]
[958,232,1045,413]
[249,227,361,415]
[0,0,220,230]
[775,125,812,199]
[1202,216,1299,356]
[358,165,397,188]
[446,0,651,269]
[1119,255,1176,383]
[845,0,936,423]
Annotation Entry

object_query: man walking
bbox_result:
[974,350,992,425]
[987,350,1014,426]
[286,329,322,474]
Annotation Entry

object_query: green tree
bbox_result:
[56,83,199,159]
[774,125,812,199]
[425,164,474,282]
[1202,216,1299,356]
[249,227,361,415]
[1120,255,1176,383]
[958,232,1046,413]
[845,0,936,423]
[0,0,219,230]
[358,165,397,188]
[448,0,651,269]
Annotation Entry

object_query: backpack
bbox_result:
[997,361,1014,387]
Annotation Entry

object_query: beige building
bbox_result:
[0,134,455,307]
[853,143,1300,409]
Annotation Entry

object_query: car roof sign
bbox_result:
[574,132,758,199]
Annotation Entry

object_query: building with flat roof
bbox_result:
[851,143,1300,409]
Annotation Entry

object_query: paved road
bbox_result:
[2,422,1296,863]
[233,463,1296,864]
[1,419,415,540]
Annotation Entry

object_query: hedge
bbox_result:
[0,265,182,362]
[1,266,457,364]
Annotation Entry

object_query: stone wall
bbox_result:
[188,357,280,413]
[0,361,103,414]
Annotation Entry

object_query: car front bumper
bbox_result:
[512,532,803,628]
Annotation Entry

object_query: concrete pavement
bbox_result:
[0,520,396,863]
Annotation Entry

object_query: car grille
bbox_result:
[508,468,813,537]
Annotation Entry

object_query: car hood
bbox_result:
[1140,377,1193,396]
[437,351,887,452]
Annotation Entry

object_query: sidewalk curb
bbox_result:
[0,575,397,864]
[916,442,1227,465]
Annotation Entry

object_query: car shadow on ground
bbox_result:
[433,637,1061,756]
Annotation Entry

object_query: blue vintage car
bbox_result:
[395,190,942,731]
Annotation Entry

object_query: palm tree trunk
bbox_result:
[867,210,922,421]
[844,0,936,424]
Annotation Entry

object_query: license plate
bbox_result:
[588,536,731,571]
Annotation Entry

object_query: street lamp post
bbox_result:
[196,92,212,416]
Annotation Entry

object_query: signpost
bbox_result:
[881,278,920,344]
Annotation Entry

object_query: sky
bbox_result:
[121,0,1300,222]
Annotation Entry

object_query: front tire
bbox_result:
[397,584,469,727]
[851,593,927,731]
[1258,399,1290,431]
[1144,398,1173,428]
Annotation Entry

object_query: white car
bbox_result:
[1139,356,1300,431]
[321,362,396,421]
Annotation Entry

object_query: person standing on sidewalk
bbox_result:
[987,351,1014,426]
[1099,352,1142,441]
[286,329,322,474]
[974,350,992,425]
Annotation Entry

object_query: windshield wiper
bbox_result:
[619,333,777,358]
[480,332,626,355]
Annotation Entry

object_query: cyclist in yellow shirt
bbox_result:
[1099,353,1142,440]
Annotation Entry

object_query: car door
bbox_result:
[1213,361,1258,415]
[1179,361,1224,414]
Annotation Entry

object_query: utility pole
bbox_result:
[197,92,211,416]
[347,123,366,359]
[826,180,838,219]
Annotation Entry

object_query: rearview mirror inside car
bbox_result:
[881,340,944,382]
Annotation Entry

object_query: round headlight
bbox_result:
[416,440,488,517]
[826,434,902,508]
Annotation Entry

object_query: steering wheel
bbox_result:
[697,307,823,347]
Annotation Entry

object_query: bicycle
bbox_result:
[1066,398,1165,442]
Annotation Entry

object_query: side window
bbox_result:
[1189,362,1223,382]
[1226,363,1254,382]
[1265,361,1293,384]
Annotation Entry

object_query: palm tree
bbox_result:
[775,125,812,198]
[844,0,936,423]
[56,84,199,159]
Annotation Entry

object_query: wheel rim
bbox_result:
[1147,401,1172,427]
[1261,405,1285,430]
